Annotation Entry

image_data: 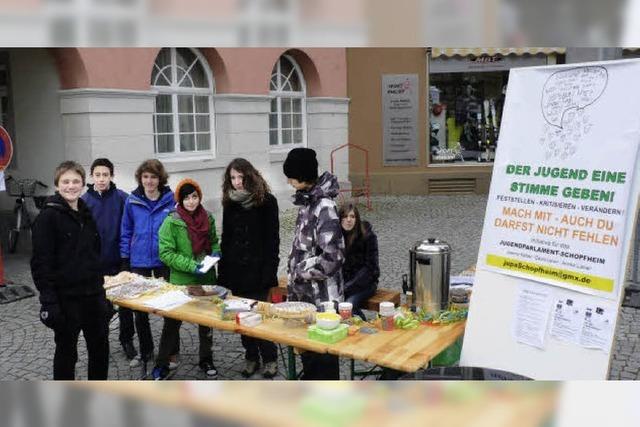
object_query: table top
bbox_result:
[111,287,465,373]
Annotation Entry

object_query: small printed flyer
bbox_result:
[512,282,553,349]
[579,301,616,351]
[550,297,584,344]
[533,292,617,353]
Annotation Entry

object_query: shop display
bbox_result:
[429,72,508,164]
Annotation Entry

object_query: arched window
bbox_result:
[151,48,215,155]
[269,55,306,147]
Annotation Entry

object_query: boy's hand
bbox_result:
[39,304,65,330]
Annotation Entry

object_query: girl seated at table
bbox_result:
[151,178,221,380]
[339,203,380,320]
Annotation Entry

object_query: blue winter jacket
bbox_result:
[120,186,175,268]
[81,182,129,275]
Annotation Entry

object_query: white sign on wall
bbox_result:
[430,54,549,73]
[381,74,419,166]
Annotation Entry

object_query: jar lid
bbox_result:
[339,302,353,309]
[379,301,395,315]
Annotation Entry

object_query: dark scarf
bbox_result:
[176,204,211,256]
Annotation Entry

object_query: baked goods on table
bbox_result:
[103,271,166,300]
[271,301,317,319]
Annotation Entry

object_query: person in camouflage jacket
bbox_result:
[287,170,345,306]
[283,147,345,380]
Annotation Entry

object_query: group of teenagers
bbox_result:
[30,147,381,381]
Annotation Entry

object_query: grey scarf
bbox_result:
[228,189,255,210]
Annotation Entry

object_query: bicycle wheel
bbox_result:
[8,229,19,253]
[8,207,22,254]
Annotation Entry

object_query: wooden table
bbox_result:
[111,287,465,379]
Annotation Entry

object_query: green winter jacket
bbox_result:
[158,210,221,286]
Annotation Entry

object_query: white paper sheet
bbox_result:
[512,282,553,349]
[142,290,193,311]
[224,299,252,311]
[550,297,584,344]
[198,255,220,273]
[0,171,5,192]
[579,301,616,352]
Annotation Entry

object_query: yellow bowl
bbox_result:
[316,312,341,330]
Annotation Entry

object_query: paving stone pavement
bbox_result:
[0,194,637,380]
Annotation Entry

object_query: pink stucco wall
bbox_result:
[53,48,346,97]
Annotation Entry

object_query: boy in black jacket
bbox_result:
[31,161,111,380]
[81,158,135,361]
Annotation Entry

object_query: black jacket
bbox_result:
[218,193,280,296]
[81,183,128,275]
[30,193,105,305]
[342,221,380,296]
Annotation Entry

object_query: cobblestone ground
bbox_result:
[0,194,637,380]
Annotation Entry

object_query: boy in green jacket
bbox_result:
[152,178,221,380]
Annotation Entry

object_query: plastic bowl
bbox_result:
[315,312,341,330]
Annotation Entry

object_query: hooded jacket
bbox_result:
[342,221,380,296]
[81,182,129,275]
[30,193,104,305]
[120,186,174,268]
[218,192,280,296]
[158,210,221,286]
[287,171,345,306]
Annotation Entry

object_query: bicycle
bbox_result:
[5,175,48,253]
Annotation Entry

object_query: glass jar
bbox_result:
[338,302,353,320]
[379,301,395,331]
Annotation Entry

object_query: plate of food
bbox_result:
[271,301,317,319]
[187,285,231,299]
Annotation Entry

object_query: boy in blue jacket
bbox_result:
[120,159,174,370]
[81,158,135,361]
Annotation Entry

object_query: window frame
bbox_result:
[151,47,216,160]
[269,54,307,151]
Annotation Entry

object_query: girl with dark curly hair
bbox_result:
[218,158,280,378]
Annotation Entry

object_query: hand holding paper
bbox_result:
[198,255,220,273]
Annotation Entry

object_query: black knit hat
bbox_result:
[283,148,318,183]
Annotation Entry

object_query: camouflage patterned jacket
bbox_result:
[287,171,345,306]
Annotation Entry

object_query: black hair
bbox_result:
[90,158,114,175]
[178,183,197,204]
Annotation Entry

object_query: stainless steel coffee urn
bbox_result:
[406,238,451,313]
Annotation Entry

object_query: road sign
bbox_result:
[0,125,13,170]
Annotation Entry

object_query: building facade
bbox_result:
[346,47,566,196]
[0,47,349,212]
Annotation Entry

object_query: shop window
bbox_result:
[151,48,215,156]
[428,71,507,164]
[269,55,306,147]
[428,51,556,165]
